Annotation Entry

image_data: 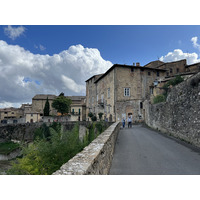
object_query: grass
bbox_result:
[0,142,20,155]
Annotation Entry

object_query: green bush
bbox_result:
[163,75,184,88]
[153,94,166,104]
[0,142,20,154]
[7,121,108,175]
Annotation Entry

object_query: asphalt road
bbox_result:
[109,125,200,175]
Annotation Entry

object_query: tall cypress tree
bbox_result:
[43,97,50,116]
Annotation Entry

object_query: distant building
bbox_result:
[32,94,86,121]
[0,107,23,124]
[25,112,41,123]
[32,94,57,116]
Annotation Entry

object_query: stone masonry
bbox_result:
[144,71,200,148]
[53,122,120,175]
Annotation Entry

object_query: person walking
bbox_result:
[122,117,125,128]
[127,115,132,128]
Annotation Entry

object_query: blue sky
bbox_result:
[0,25,200,108]
[1,25,200,65]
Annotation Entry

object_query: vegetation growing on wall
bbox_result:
[153,94,166,104]
[163,75,184,89]
[153,76,184,104]
[7,121,108,175]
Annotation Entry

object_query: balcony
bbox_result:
[98,99,106,107]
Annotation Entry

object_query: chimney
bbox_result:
[136,62,140,66]
[133,62,135,66]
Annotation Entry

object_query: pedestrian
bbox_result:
[122,117,125,128]
[128,115,132,128]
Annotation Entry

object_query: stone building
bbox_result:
[32,94,57,116]
[86,63,166,122]
[25,112,41,123]
[147,59,200,97]
[0,107,24,123]
[68,96,86,121]
[32,94,86,121]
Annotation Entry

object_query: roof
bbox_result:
[94,64,167,83]
[185,62,200,68]
[85,74,104,82]
[32,94,57,100]
[143,60,164,68]
[65,96,86,101]
[155,59,187,68]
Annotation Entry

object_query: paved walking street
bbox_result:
[109,125,200,175]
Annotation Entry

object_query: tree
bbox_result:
[98,112,103,120]
[43,97,50,116]
[52,93,72,116]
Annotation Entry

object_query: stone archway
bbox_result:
[126,105,133,119]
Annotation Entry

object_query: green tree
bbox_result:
[52,93,72,116]
[98,112,103,120]
[43,97,50,116]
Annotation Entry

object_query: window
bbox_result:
[101,94,104,103]
[124,88,130,96]
[177,68,179,73]
[72,109,74,114]
[79,109,81,115]
[166,72,169,76]
[131,68,134,72]
[170,68,173,73]
[108,88,110,98]
[150,87,153,95]
[140,102,143,109]
[148,72,151,76]
[31,114,33,117]
[157,71,160,77]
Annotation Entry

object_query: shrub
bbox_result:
[153,94,166,104]
[98,112,103,120]
[163,75,184,88]
[7,121,108,175]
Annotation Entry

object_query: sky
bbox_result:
[1,25,200,108]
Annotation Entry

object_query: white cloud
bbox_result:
[160,49,200,65]
[0,40,113,107]
[4,25,26,40]
[34,44,46,51]
[191,36,200,51]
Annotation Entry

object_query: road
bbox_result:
[109,125,200,175]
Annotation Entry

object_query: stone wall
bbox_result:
[0,121,113,143]
[144,72,200,147]
[53,122,120,175]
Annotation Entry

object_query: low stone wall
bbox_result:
[53,122,120,175]
[144,72,200,148]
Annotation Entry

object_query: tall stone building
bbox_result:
[86,63,166,122]
[86,59,200,123]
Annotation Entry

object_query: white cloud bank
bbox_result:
[4,25,26,40]
[0,41,112,107]
[160,49,200,65]
[191,36,200,51]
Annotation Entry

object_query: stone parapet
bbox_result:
[53,122,120,175]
